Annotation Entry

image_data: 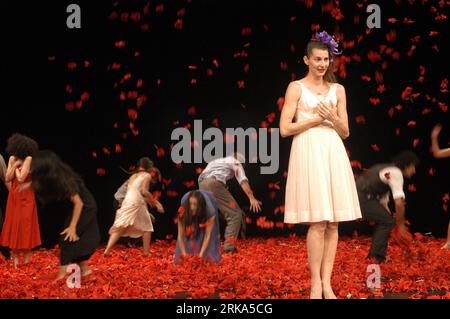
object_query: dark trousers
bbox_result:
[357,190,395,262]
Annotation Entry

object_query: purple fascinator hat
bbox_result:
[311,31,343,61]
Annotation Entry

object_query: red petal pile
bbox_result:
[0,236,448,299]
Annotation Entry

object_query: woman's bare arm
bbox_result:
[16,156,32,183]
[431,124,450,159]
[199,216,216,258]
[177,221,187,257]
[5,156,20,183]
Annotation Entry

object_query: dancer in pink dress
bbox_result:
[280,31,361,299]
[104,159,164,257]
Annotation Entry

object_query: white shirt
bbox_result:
[198,156,248,185]
[378,166,405,205]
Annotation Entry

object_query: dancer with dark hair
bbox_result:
[175,190,221,264]
[0,134,41,268]
[112,158,163,248]
[104,158,164,256]
[356,151,420,262]
[31,150,100,281]
[431,124,450,249]
[280,31,361,299]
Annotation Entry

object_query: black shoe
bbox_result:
[224,247,238,254]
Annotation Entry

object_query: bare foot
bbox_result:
[322,285,337,299]
[80,265,92,277]
[52,266,68,282]
[310,281,323,299]
[441,242,450,249]
[13,256,19,269]
[52,272,66,282]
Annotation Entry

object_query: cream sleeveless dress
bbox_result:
[284,81,361,224]
[109,172,154,237]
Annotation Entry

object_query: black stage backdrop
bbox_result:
[1,0,449,245]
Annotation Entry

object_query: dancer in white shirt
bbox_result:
[198,153,262,253]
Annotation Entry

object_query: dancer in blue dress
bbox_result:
[175,190,221,264]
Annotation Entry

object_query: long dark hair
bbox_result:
[5,133,39,160]
[305,40,337,83]
[178,191,208,239]
[31,150,81,204]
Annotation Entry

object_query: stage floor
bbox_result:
[0,236,449,299]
